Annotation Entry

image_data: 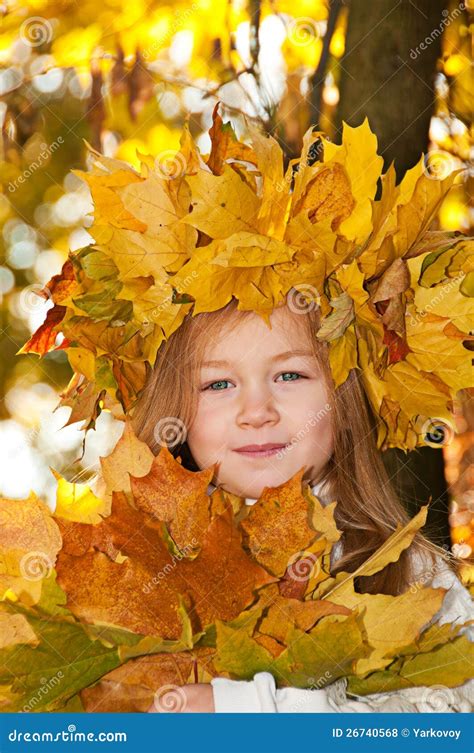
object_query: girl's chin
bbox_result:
[216,465,317,499]
[219,475,295,500]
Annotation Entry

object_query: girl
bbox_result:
[131,293,473,714]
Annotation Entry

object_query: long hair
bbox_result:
[131,296,458,596]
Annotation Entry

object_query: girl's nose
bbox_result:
[236,389,280,428]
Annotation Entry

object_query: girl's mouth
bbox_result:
[233,444,289,458]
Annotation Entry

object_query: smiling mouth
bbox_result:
[233,445,289,458]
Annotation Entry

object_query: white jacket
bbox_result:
[209,483,474,712]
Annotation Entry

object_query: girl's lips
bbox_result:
[234,445,288,458]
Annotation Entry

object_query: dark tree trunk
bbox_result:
[336,0,447,177]
[335,0,451,544]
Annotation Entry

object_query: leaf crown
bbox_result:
[19,106,474,451]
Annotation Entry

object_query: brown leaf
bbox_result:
[207,102,257,176]
[55,493,275,639]
[372,258,410,303]
[240,469,318,576]
[259,595,351,643]
[42,258,78,303]
[130,446,214,552]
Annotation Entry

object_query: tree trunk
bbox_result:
[335,0,451,544]
[336,0,447,177]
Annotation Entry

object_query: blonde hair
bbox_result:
[131,296,459,596]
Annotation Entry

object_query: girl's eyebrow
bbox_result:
[201,349,315,368]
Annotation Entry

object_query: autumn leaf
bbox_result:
[315,506,429,602]
[0,597,196,712]
[207,103,257,177]
[16,305,69,357]
[55,489,275,638]
[240,469,322,576]
[181,164,261,239]
[99,419,154,500]
[0,492,62,606]
[130,446,214,554]
[51,468,110,524]
[347,630,474,695]
[272,613,371,688]
[316,292,354,342]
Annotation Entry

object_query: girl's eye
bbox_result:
[203,372,306,390]
[277,371,305,382]
[204,379,232,391]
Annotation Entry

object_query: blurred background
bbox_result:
[0,0,472,578]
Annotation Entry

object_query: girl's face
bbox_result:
[186,304,334,499]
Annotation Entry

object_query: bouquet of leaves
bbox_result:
[0,423,472,712]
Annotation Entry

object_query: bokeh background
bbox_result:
[0,0,472,577]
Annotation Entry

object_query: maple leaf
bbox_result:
[55,485,275,639]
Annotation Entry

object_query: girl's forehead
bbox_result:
[202,309,314,363]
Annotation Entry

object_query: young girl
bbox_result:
[130,292,474,714]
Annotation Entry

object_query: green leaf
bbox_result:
[347,631,474,695]
[81,249,120,281]
[0,603,122,712]
[0,597,201,711]
[35,571,70,616]
[214,607,271,679]
[273,612,371,688]
[73,280,132,322]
